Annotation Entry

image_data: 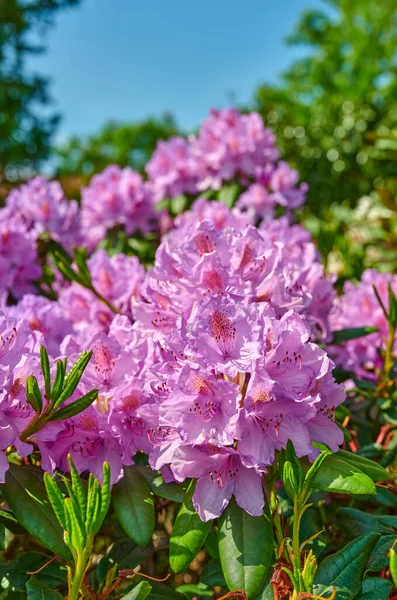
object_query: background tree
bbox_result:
[55,114,181,197]
[0,0,81,186]
[254,0,397,227]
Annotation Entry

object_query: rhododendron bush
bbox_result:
[0,109,396,600]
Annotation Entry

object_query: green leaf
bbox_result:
[336,508,391,537]
[0,509,25,534]
[2,464,70,559]
[135,579,185,600]
[169,481,212,573]
[314,533,380,599]
[26,577,63,600]
[64,497,86,552]
[300,508,330,559]
[40,346,51,400]
[335,450,389,482]
[52,368,82,410]
[170,195,188,216]
[135,466,187,502]
[312,584,350,600]
[50,360,65,403]
[332,327,378,344]
[354,577,393,600]
[95,461,111,533]
[85,476,101,535]
[108,538,155,570]
[113,466,155,547]
[303,449,331,491]
[63,351,92,392]
[50,389,98,421]
[43,473,66,530]
[120,581,152,600]
[367,535,396,571]
[200,559,226,587]
[282,461,299,500]
[375,514,397,528]
[0,553,67,592]
[311,455,376,495]
[218,499,274,600]
[218,183,240,208]
[176,584,213,600]
[390,547,397,588]
[204,531,219,559]
[26,375,43,414]
[252,578,274,600]
[72,247,92,284]
[67,455,86,518]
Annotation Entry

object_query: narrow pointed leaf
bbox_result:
[73,247,92,284]
[96,461,111,532]
[64,351,92,388]
[64,498,86,552]
[44,473,66,529]
[218,499,273,600]
[26,374,43,414]
[50,389,98,421]
[390,547,397,588]
[67,455,87,517]
[331,327,379,344]
[113,466,155,548]
[169,480,212,573]
[50,359,65,402]
[304,449,331,490]
[86,476,101,535]
[52,369,82,409]
[40,346,51,400]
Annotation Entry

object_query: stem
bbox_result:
[292,498,304,597]
[89,285,120,315]
[68,553,88,600]
[264,469,288,561]
[19,404,55,441]
[383,319,396,381]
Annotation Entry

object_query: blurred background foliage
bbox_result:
[55,114,181,197]
[2,0,397,282]
[0,0,81,187]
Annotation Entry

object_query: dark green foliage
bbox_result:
[0,0,81,181]
[254,0,397,214]
[55,115,180,180]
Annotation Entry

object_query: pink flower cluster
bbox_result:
[80,165,157,250]
[0,108,350,521]
[331,269,397,379]
[0,109,308,302]
[146,108,307,218]
[0,177,80,298]
[134,199,335,342]
[0,198,345,522]
[144,297,344,521]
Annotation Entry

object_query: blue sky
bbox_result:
[29,0,322,140]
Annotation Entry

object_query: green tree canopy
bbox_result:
[0,0,80,183]
[254,0,397,216]
[54,114,181,179]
